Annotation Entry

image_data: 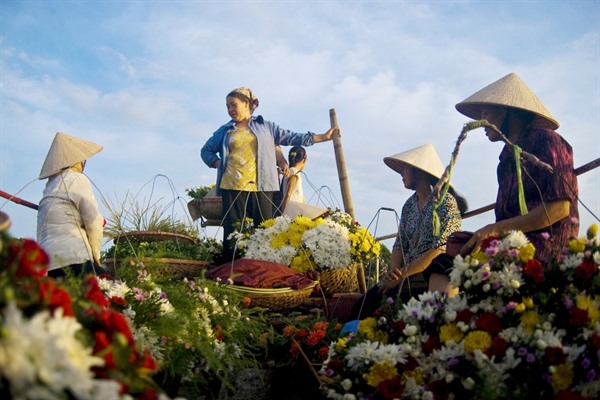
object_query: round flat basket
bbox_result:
[318,264,359,296]
[105,257,209,279]
[113,231,197,245]
[228,281,318,311]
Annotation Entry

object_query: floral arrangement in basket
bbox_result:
[320,224,600,400]
[233,209,382,273]
[0,231,162,399]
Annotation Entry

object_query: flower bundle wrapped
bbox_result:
[235,209,381,273]
[321,226,600,400]
[0,232,161,399]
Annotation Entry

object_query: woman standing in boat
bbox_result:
[201,87,338,262]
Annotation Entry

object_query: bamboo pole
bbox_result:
[329,109,354,218]
[0,189,39,210]
[329,109,366,293]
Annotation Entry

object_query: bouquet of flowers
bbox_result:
[320,225,600,400]
[234,209,381,273]
[0,231,161,400]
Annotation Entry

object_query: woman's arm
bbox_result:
[461,199,570,255]
[280,174,299,212]
[379,247,443,293]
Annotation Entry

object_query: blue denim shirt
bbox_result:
[201,115,316,194]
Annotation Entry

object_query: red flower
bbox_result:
[110,296,127,307]
[590,333,600,350]
[38,280,74,317]
[523,259,544,283]
[305,329,326,346]
[378,377,404,399]
[475,312,503,334]
[544,346,566,365]
[554,390,588,400]
[423,335,440,355]
[83,276,110,308]
[8,238,48,278]
[139,388,159,400]
[485,336,508,359]
[455,308,472,324]
[573,259,597,284]
[243,296,252,307]
[317,346,330,362]
[427,379,450,400]
[568,307,590,327]
[391,321,406,335]
[398,355,418,372]
[215,324,224,342]
[480,236,500,252]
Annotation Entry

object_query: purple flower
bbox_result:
[448,358,459,367]
[586,369,596,382]
[386,296,394,304]
[518,347,528,356]
[582,358,591,369]
[564,297,574,308]
[526,353,536,363]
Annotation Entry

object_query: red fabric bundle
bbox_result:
[205,258,317,290]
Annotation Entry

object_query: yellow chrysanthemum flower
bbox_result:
[439,323,464,344]
[518,243,536,262]
[261,219,276,229]
[470,251,489,263]
[569,238,586,254]
[522,297,534,309]
[335,337,348,353]
[520,310,540,333]
[463,330,492,353]
[551,363,574,392]
[363,361,398,387]
[403,369,424,386]
[515,303,526,313]
[587,223,599,240]
[290,252,314,273]
[358,317,379,340]
[576,294,599,325]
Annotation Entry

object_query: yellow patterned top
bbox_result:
[220,127,258,191]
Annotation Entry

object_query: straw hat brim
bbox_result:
[39,132,103,179]
[455,72,559,130]
[283,201,328,220]
[383,143,445,181]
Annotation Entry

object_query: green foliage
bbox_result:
[185,185,215,200]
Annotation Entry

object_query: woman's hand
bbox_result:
[379,267,403,294]
[315,127,340,143]
[460,223,501,256]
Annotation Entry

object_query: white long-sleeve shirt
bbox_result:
[37,170,103,271]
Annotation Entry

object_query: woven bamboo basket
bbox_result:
[187,187,223,224]
[228,281,318,311]
[105,257,209,279]
[318,264,359,296]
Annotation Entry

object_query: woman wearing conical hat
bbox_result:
[350,143,468,319]
[456,72,579,262]
[37,132,108,278]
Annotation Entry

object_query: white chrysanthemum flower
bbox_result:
[98,277,131,299]
[500,230,529,250]
[344,341,380,371]
[0,302,121,400]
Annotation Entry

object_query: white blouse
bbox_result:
[37,170,104,271]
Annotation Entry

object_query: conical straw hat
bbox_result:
[455,72,559,130]
[283,201,328,220]
[38,132,103,179]
[383,143,445,181]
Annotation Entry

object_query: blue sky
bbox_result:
[1,0,598,249]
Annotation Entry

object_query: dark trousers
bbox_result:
[48,260,109,279]
[349,278,427,320]
[221,190,274,262]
